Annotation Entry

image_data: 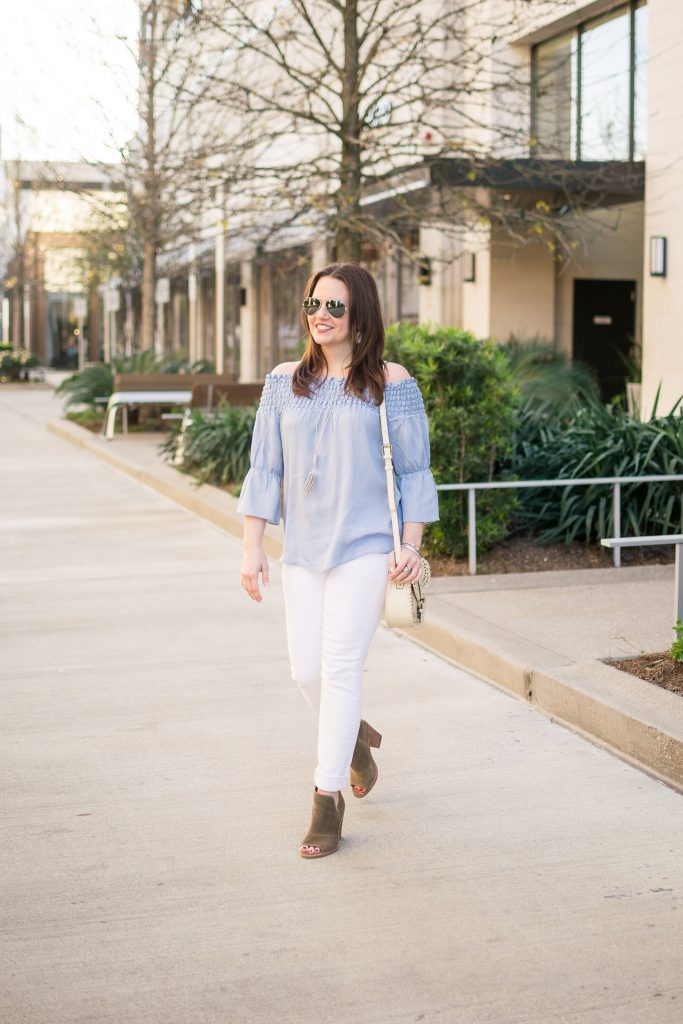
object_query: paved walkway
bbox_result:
[2,386,683,1024]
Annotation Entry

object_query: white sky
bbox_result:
[0,0,139,163]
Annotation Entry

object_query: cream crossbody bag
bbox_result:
[379,399,431,628]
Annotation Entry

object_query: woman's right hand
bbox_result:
[241,546,269,602]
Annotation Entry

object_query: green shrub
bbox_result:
[501,337,600,422]
[57,363,115,407]
[511,397,683,544]
[65,408,105,429]
[671,621,683,664]
[384,323,520,556]
[0,348,40,380]
[160,402,257,487]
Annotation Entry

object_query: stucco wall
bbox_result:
[418,226,463,328]
[489,233,556,342]
[461,226,492,339]
[641,0,683,417]
[555,203,644,356]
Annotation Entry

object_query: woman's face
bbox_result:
[306,276,352,351]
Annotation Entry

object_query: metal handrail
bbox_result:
[435,474,683,574]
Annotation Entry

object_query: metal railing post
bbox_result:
[468,487,477,575]
[612,482,621,568]
[675,543,683,623]
[434,474,683,573]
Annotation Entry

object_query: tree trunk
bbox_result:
[141,240,156,352]
[336,0,362,263]
[11,284,23,349]
[139,1,159,352]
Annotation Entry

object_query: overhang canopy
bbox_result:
[428,158,645,208]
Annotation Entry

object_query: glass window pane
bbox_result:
[633,1,648,159]
[580,7,631,161]
[534,32,578,159]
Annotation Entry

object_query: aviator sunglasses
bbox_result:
[302,296,349,319]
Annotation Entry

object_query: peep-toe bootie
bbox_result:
[350,719,382,798]
[299,789,345,859]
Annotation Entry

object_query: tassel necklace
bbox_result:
[303,377,343,495]
[303,399,334,495]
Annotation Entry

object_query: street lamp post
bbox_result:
[74,296,87,371]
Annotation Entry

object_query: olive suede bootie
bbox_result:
[350,719,382,798]
[299,789,345,859]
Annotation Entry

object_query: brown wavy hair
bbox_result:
[292,262,386,405]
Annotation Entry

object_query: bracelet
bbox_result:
[401,541,420,556]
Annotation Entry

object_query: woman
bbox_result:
[237,262,438,859]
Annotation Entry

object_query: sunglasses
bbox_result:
[302,297,349,319]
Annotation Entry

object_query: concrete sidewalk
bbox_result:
[3,386,683,1024]
[46,397,683,792]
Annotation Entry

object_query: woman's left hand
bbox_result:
[387,549,422,585]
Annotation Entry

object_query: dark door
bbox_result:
[573,279,636,402]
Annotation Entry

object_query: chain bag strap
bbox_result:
[379,399,431,628]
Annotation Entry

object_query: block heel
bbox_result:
[350,719,382,798]
[299,789,345,859]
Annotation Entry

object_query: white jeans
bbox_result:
[282,552,388,791]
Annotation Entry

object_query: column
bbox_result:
[239,259,259,382]
[215,188,226,374]
[418,224,463,328]
[311,239,330,271]
[23,285,31,352]
[2,297,10,343]
[188,242,197,365]
[215,236,225,373]
[103,295,110,364]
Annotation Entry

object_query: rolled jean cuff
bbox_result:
[314,769,350,792]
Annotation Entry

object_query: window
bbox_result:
[532,1,647,161]
[533,31,578,160]
[633,1,648,160]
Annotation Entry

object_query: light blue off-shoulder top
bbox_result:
[236,372,439,571]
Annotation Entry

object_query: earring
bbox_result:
[356,333,362,345]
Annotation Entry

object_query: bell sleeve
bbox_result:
[236,375,284,525]
[387,380,439,524]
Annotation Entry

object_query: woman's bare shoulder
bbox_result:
[384,362,412,383]
[270,361,300,377]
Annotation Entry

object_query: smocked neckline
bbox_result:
[266,372,416,388]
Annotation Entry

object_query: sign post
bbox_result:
[155,277,170,356]
[74,296,88,371]
[104,286,120,362]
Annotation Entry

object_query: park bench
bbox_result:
[99,373,260,441]
[601,534,683,620]
[168,380,263,465]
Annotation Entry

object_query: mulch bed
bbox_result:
[430,535,674,577]
[67,411,168,434]
[609,653,683,696]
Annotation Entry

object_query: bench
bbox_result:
[169,381,263,465]
[100,373,257,441]
[601,534,683,621]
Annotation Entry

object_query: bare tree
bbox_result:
[76,1,250,352]
[197,0,641,266]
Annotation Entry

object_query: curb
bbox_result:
[404,605,683,793]
[48,418,683,793]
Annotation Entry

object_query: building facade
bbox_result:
[1,161,125,367]
[154,1,680,417]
